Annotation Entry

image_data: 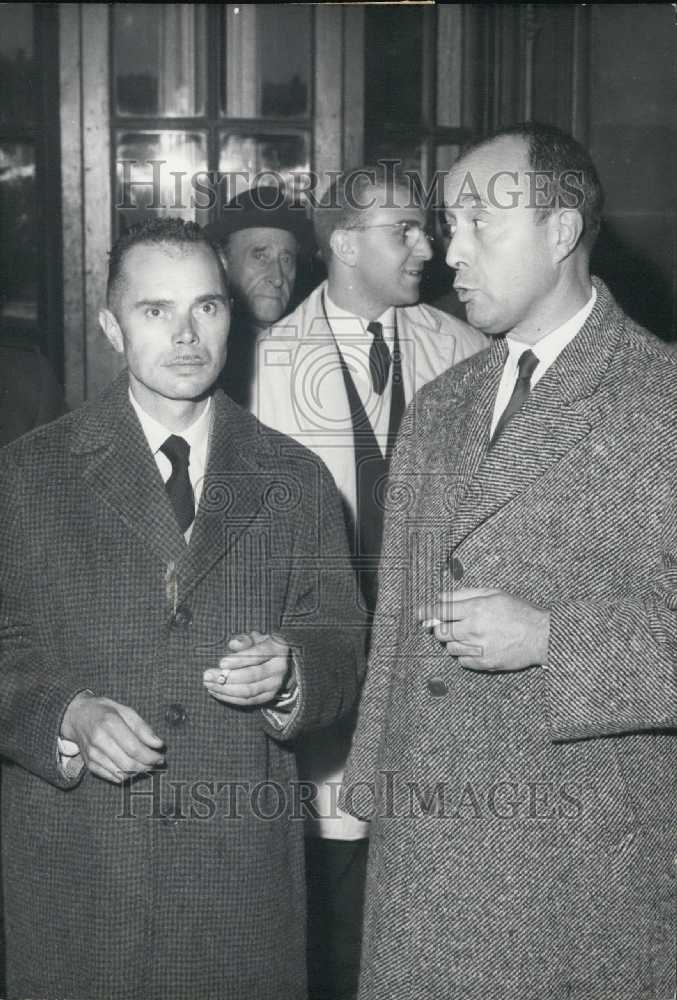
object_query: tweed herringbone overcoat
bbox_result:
[0,374,364,1000]
[343,280,677,1000]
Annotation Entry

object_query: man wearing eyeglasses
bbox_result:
[250,164,486,1000]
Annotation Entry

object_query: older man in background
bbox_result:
[206,186,313,406]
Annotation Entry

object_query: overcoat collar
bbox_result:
[71,372,268,601]
[446,277,623,551]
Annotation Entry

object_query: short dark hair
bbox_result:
[107,217,227,308]
[462,121,604,251]
[313,163,413,260]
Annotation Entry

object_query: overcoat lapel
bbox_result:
[397,309,445,397]
[446,279,621,552]
[281,284,358,510]
[74,374,188,567]
[298,284,356,434]
[71,376,268,600]
[442,336,507,515]
[178,392,267,600]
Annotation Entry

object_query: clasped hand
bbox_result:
[202,630,292,706]
[61,631,291,784]
[418,588,550,672]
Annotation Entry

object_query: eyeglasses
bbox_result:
[348,221,436,248]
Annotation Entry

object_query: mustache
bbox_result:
[163,354,209,364]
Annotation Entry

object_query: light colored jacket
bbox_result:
[250,280,488,838]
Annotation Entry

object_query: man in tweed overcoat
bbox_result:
[0,219,364,1000]
[343,123,677,999]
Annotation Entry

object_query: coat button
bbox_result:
[446,555,464,582]
[165,703,188,727]
[171,605,192,630]
[427,676,448,698]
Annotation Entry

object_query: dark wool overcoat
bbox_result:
[0,374,364,1000]
[344,280,677,1000]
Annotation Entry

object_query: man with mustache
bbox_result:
[0,217,363,1000]
[251,165,486,1000]
[344,123,677,1000]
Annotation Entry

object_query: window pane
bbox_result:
[436,6,463,127]
[113,5,207,117]
[0,143,37,326]
[218,132,310,195]
[364,132,426,177]
[0,4,35,130]
[365,8,423,128]
[436,144,460,173]
[115,131,209,231]
[223,5,311,119]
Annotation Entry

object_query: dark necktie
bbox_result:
[159,435,195,533]
[491,348,539,443]
[368,321,391,395]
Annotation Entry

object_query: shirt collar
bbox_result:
[324,286,396,336]
[128,388,212,461]
[506,286,597,371]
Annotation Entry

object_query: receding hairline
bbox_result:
[446,124,603,250]
[450,132,530,174]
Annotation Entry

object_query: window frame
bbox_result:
[108,4,316,235]
[364,5,480,183]
[0,3,63,379]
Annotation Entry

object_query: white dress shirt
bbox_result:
[490,288,597,438]
[324,290,397,457]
